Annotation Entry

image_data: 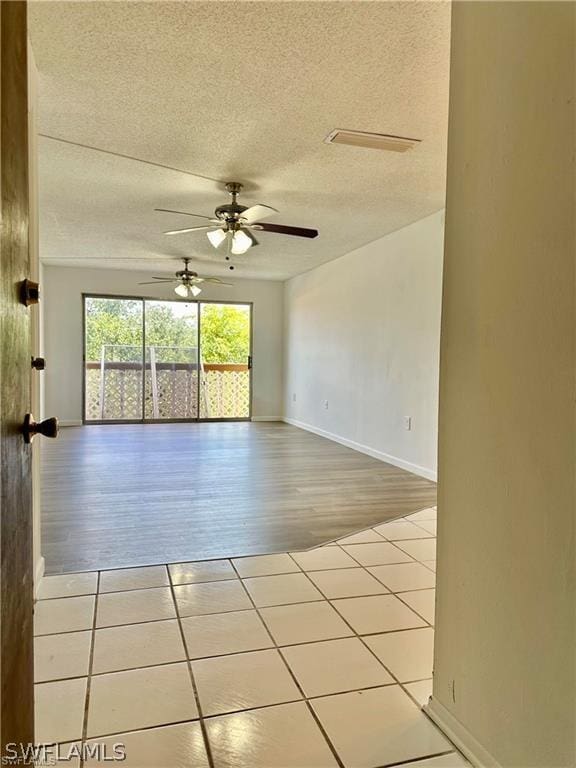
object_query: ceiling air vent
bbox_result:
[324,129,420,153]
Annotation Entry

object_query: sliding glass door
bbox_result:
[84,297,144,422]
[144,301,199,420]
[83,296,251,423]
[199,303,252,419]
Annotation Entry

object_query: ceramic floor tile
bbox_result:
[182,610,273,660]
[37,572,98,600]
[307,568,388,599]
[407,752,470,767]
[311,685,451,768]
[34,595,95,636]
[205,701,338,767]
[416,520,437,536]
[400,589,436,624]
[99,565,169,593]
[341,542,413,566]
[174,580,251,617]
[374,520,433,541]
[260,602,354,645]
[367,563,436,593]
[87,662,197,737]
[243,573,323,607]
[290,547,358,572]
[192,649,301,716]
[35,677,87,744]
[260,601,354,646]
[232,554,300,578]
[395,539,437,563]
[337,529,384,545]
[84,722,209,767]
[332,594,426,634]
[405,508,437,523]
[364,628,435,682]
[92,619,186,674]
[405,679,433,707]
[96,587,175,628]
[34,631,92,682]
[282,637,393,697]
[169,559,236,585]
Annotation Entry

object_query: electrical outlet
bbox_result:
[292,393,296,403]
[403,416,412,431]
[323,399,329,410]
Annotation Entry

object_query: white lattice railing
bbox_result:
[85,363,250,421]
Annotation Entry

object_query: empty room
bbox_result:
[1,1,574,767]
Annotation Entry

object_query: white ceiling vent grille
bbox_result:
[324,129,421,153]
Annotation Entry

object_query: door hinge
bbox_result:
[20,279,39,307]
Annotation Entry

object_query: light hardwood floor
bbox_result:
[41,422,436,574]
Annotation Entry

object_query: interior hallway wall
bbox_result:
[43,265,284,423]
[283,211,444,480]
[429,2,576,766]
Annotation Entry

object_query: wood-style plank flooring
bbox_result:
[41,422,436,574]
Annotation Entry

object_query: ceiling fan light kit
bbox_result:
[155,181,319,268]
[138,258,232,298]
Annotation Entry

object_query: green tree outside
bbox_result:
[85,298,250,364]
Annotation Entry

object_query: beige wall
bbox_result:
[429,3,576,766]
[283,211,444,480]
[43,266,284,423]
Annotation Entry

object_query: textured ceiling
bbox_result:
[30,1,450,281]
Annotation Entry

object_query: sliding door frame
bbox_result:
[81,292,253,424]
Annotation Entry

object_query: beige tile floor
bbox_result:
[34,506,470,768]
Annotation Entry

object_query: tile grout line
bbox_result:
[167,565,216,768]
[227,557,347,768]
[36,519,443,763]
[79,571,100,767]
[296,571,432,710]
[298,562,439,718]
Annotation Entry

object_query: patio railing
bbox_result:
[85,345,249,420]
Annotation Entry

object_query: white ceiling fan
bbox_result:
[138,258,232,299]
[156,181,319,258]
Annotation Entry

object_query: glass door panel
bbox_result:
[144,300,199,420]
[84,297,144,422]
[199,303,251,419]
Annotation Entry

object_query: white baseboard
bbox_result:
[251,416,283,422]
[425,698,501,768]
[34,555,45,599]
[283,417,437,481]
[59,420,82,427]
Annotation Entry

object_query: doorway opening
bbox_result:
[83,295,252,423]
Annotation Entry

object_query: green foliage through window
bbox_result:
[85,298,250,365]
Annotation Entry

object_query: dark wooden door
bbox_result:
[1,1,35,756]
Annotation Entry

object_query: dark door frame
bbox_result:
[81,293,254,425]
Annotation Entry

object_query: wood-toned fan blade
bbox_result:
[240,204,278,224]
[155,208,212,220]
[163,226,213,235]
[254,222,319,239]
[138,279,177,284]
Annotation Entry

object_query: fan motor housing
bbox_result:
[214,202,248,223]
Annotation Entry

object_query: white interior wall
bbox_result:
[43,265,284,423]
[429,3,575,766]
[283,211,444,480]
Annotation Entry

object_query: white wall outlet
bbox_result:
[403,416,412,431]
[323,399,329,410]
[292,392,297,403]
